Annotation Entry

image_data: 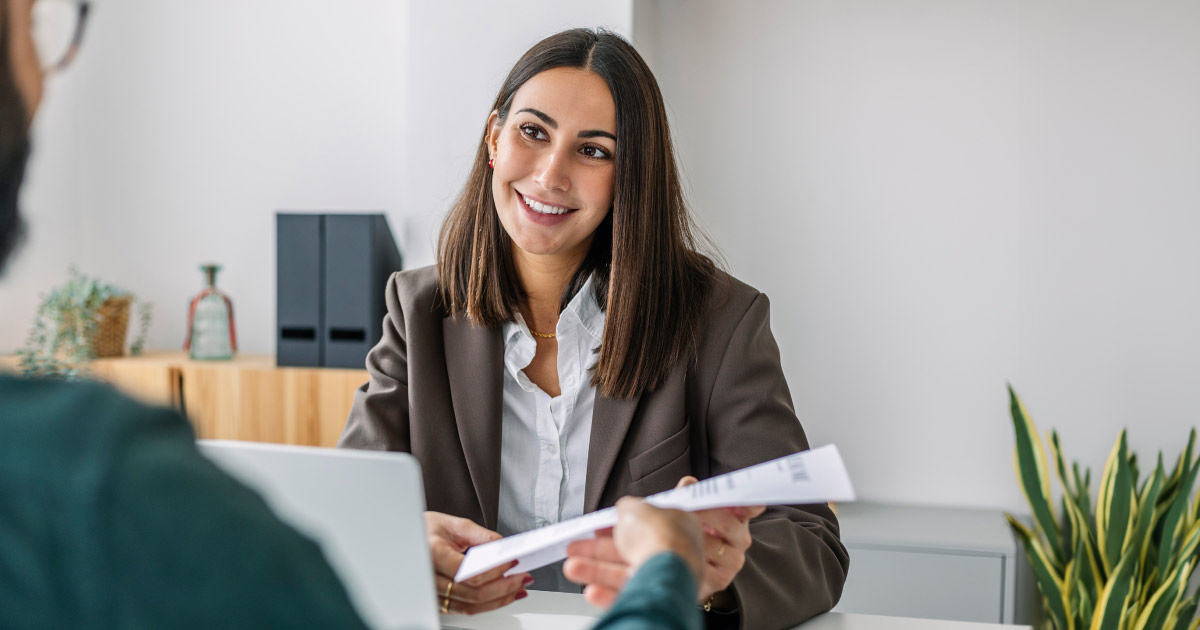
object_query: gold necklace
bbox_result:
[530,329,556,339]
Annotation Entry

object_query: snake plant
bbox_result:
[1006,385,1200,630]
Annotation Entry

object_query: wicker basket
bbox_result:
[92,295,132,358]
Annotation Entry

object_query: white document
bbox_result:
[454,444,854,583]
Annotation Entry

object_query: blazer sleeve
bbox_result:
[706,292,849,629]
[338,272,411,452]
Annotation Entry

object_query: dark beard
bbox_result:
[0,139,28,277]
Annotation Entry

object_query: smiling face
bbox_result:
[486,67,617,265]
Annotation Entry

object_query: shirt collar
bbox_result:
[501,273,606,347]
[562,273,605,343]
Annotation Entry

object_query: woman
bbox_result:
[340,28,848,629]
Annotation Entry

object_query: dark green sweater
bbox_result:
[0,375,701,630]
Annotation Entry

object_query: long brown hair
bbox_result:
[438,28,718,400]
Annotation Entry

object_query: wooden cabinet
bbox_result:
[2,352,368,447]
[174,354,368,447]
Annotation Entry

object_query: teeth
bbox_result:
[522,194,571,215]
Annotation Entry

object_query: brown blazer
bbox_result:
[339,265,848,630]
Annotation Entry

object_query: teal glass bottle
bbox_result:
[185,263,237,360]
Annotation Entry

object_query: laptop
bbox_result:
[198,440,439,630]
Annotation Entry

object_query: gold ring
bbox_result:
[441,581,454,614]
[716,542,726,558]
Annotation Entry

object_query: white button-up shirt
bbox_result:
[497,275,605,547]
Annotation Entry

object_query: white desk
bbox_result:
[441,591,1031,630]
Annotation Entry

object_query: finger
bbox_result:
[583,584,620,610]
[437,572,531,606]
[703,560,740,596]
[704,533,729,560]
[728,504,767,522]
[429,537,467,576]
[697,508,741,542]
[702,514,753,553]
[701,533,747,596]
[725,520,754,552]
[567,537,624,563]
[445,515,503,548]
[562,555,631,590]
[461,559,521,589]
[675,475,699,489]
[448,587,530,616]
[699,554,739,598]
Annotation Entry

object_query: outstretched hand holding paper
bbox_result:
[453,444,855,583]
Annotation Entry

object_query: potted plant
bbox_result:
[18,266,152,378]
[1006,385,1200,630]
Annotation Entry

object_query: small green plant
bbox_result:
[1007,385,1200,630]
[18,266,152,379]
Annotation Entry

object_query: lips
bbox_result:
[520,192,575,215]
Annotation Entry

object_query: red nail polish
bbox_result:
[523,575,534,586]
[516,590,528,600]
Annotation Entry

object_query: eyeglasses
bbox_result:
[31,0,91,73]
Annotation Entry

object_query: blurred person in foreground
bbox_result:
[0,1,707,628]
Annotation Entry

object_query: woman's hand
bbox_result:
[678,475,766,605]
[426,511,532,615]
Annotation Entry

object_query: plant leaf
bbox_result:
[1010,385,1065,565]
[1166,520,1200,581]
[1170,595,1197,630]
[1163,430,1196,499]
[1077,588,1094,629]
[1133,559,1188,630]
[1096,430,1135,574]
[1160,445,1200,578]
[1009,514,1072,630]
[1074,462,1093,520]
[1052,431,1078,503]
[1066,497,1101,599]
[1134,458,1165,571]
[1089,546,1138,630]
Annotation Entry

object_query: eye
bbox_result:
[519,124,548,141]
[580,145,612,160]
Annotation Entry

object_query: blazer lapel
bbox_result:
[585,393,642,513]
[443,316,504,530]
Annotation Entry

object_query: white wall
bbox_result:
[8,0,1198,514]
[644,0,1200,511]
[0,74,83,354]
[1,0,411,355]
[1,0,632,355]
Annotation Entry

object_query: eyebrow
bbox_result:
[517,108,617,142]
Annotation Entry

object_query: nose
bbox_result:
[533,149,571,193]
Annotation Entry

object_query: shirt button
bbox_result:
[563,375,576,387]
[547,442,558,456]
